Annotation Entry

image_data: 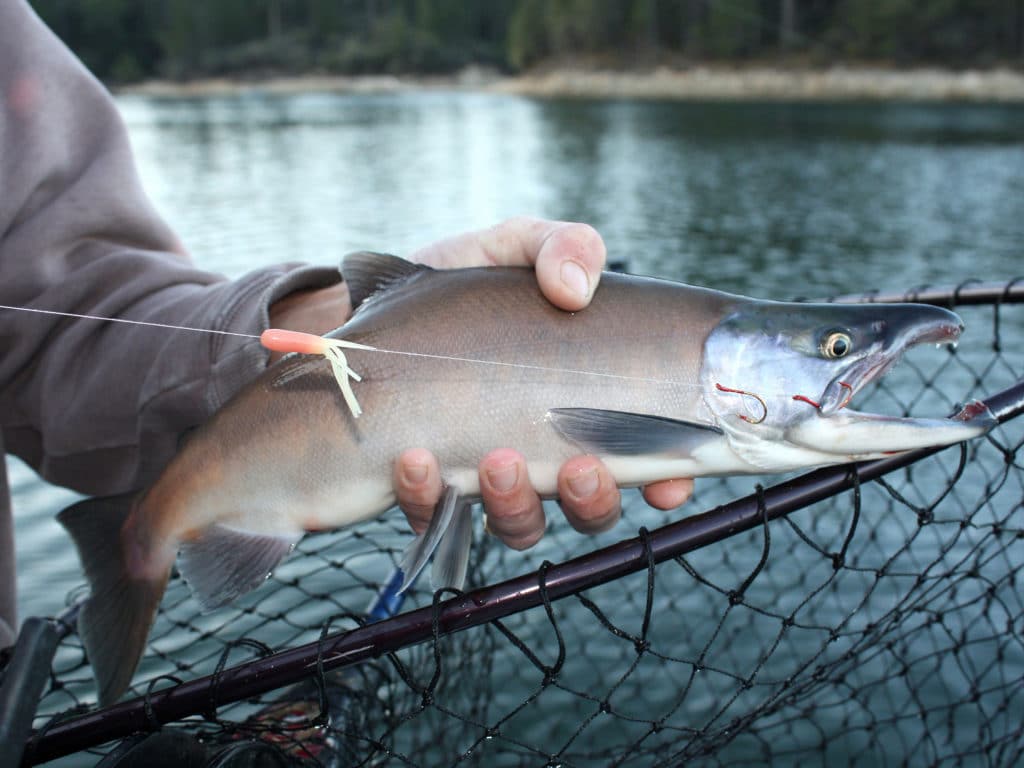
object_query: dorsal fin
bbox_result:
[341,252,431,310]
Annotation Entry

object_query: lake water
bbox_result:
[7,92,1024,765]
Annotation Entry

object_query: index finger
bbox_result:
[409,217,607,312]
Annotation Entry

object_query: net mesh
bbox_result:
[15,281,1024,766]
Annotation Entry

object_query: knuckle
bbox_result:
[485,498,544,544]
[502,527,544,551]
[488,500,537,527]
[561,223,604,262]
[563,495,621,533]
[396,484,438,508]
[562,481,618,523]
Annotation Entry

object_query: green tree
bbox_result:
[704,0,761,57]
[26,0,1024,82]
[630,0,659,52]
[508,0,549,68]
[780,0,797,49]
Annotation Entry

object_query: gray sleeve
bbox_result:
[0,0,341,497]
[0,435,14,647]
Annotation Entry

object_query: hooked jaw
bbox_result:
[818,310,964,416]
[704,300,992,468]
[793,306,997,457]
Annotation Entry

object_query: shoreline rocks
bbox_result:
[117,65,1024,103]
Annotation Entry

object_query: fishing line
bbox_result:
[0,303,778,421]
[0,304,261,340]
[367,347,688,388]
[0,303,697,388]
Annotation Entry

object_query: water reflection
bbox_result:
[117,93,1024,300]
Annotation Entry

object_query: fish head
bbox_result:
[701,300,993,470]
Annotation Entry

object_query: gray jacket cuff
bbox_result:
[135,263,342,483]
[205,263,343,411]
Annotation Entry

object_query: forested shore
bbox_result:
[34,0,1024,86]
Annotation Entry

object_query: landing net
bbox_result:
[13,279,1024,766]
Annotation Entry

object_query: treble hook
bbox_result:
[715,383,768,424]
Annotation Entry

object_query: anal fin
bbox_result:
[178,525,300,612]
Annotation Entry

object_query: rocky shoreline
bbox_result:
[117,65,1024,102]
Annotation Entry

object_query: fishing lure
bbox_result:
[260,329,376,418]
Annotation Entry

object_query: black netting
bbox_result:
[12,281,1024,767]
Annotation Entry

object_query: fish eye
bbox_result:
[821,331,853,359]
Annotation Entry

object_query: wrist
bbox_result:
[267,282,352,363]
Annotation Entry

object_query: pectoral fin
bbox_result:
[548,408,722,456]
[270,358,327,388]
[399,484,472,592]
[178,525,301,612]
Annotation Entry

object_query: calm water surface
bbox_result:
[6,93,1024,760]
[129,95,1024,296]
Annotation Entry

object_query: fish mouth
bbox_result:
[818,315,963,416]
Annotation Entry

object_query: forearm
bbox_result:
[0,1,339,494]
[1,259,339,493]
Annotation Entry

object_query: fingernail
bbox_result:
[560,260,590,300]
[402,462,428,485]
[486,462,519,493]
[567,467,599,499]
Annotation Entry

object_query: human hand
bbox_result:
[269,218,694,545]
[396,217,694,547]
[264,215,603,353]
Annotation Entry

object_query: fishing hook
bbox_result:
[836,381,855,410]
[792,381,854,412]
[792,394,821,409]
[715,383,768,425]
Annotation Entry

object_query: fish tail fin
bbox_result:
[58,496,170,706]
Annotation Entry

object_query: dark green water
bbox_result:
[113,93,1024,296]
[8,93,1024,765]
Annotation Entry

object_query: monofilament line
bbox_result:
[2,303,696,391]
[0,305,261,339]
[0,303,692,388]
[369,347,687,388]
[0,301,778,419]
